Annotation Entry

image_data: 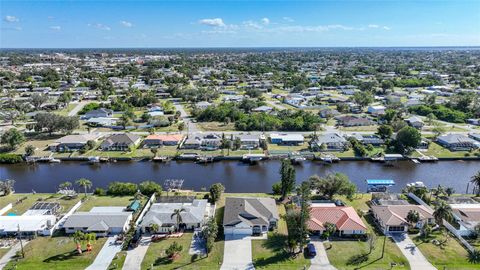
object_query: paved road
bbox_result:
[389,234,437,270]
[173,103,200,133]
[309,239,337,270]
[220,234,255,270]
[0,240,29,270]
[68,101,89,116]
[122,236,151,270]
[265,100,287,110]
[86,236,122,270]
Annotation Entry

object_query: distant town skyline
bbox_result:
[1,0,479,48]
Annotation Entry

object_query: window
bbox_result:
[388,226,404,232]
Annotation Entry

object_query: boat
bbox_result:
[88,156,100,164]
[242,154,266,164]
[196,155,214,164]
[406,181,426,188]
[418,156,438,162]
[153,156,170,162]
[366,179,395,192]
[411,158,420,164]
[289,152,306,164]
[49,158,61,163]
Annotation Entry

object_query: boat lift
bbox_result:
[366,179,395,192]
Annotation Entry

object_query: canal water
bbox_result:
[0,160,478,193]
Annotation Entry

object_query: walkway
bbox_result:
[86,236,122,270]
[189,231,206,255]
[68,101,89,116]
[389,234,437,270]
[309,239,337,270]
[220,234,254,270]
[122,236,151,270]
[0,240,29,270]
[173,103,199,133]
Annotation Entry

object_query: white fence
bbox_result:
[0,203,12,216]
[46,200,83,236]
[135,193,156,226]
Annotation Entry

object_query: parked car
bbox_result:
[307,243,317,257]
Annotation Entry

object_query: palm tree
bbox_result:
[76,178,92,197]
[84,233,96,252]
[59,181,72,191]
[406,210,420,229]
[150,223,159,233]
[72,230,85,254]
[433,200,453,226]
[471,171,480,196]
[468,249,480,264]
[171,208,186,232]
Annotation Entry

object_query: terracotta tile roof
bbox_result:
[144,134,184,142]
[307,206,367,231]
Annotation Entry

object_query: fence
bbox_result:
[0,203,12,215]
[134,193,156,226]
[46,199,84,236]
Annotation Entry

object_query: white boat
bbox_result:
[406,181,426,188]
[88,156,100,164]
[49,158,61,163]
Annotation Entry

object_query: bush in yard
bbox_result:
[138,180,162,196]
[209,183,225,203]
[107,182,138,196]
[93,188,106,196]
[272,181,282,195]
[166,241,183,260]
[0,154,23,164]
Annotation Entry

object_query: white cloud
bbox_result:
[282,17,294,22]
[120,21,133,27]
[383,26,391,30]
[368,24,379,28]
[1,26,22,31]
[49,26,61,31]
[47,16,55,20]
[261,18,270,25]
[243,20,262,30]
[88,23,111,31]
[368,24,391,30]
[4,15,19,23]
[198,18,226,27]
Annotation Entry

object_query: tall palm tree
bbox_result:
[471,171,480,196]
[433,200,453,226]
[171,208,186,232]
[72,230,85,254]
[76,178,92,197]
[150,223,159,233]
[59,181,72,191]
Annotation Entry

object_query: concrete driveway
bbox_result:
[220,234,254,270]
[309,239,337,270]
[86,236,122,270]
[389,233,437,270]
[122,236,151,270]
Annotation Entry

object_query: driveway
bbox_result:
[309,239,337,270]
[122,236,151,270]
[0,240,29,270]
[220,234,254,270]
[68,101,89,116]
[389,233,437,270]
[173,103,199,133]
[189,231,206,255]
[86,236,122,270]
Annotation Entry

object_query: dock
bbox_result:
[366,179,395,192]
[242,153,266,164]
[196,155,215,164]
[152,156,171,162]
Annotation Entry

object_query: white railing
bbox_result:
[0,203,12,216]
[135,193,156,226]
[443,220,475,253]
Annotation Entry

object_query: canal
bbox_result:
[0,160,478,193]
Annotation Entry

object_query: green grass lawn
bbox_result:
[55,104,77,116]
[412,230,476,269]
[108,251,127,270]
[196,122,236,132]
[78,195,137,211]
[5,236,107,270]
[267,143,308,153]
[252,204,311,270]
[412,142,479,158]
[0,193,81,216]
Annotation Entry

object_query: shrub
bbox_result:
[107,182,138,196]
[138,181,162,196]
[272,181,282,195]
[0,154,23,164]
[93,188,106,196]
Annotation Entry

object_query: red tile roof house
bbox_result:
[371,205,434,234]
[307,205,367,236]
[142,134,184,148]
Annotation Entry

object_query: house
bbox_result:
[319,108,340,118]
[367,105,386,116]
[63,207,133,237]
[140,199,211,233]
[100,133,142,151]
[252,106,273,113]
[83,108,113,119]
[469,133,480,142]
[223,197,279,235]
[142,134,184,148]
[0,215,56,236]
[371,204,434,233]
[195,101,213,110]
[87,117,118,127]
[467,119,480,126]
[235,134,261,149]
[405,116,424,129]
[269,133,304,146]
[335,115,374,127]
[448,198,480,236]
[49,133,102,152]
[181,133,221,150]
[308,204,367,236]
[349,133,384,146]
[310,133,347,151]
[436,134,480,151]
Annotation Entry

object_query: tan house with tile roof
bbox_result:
[371,205,434,233]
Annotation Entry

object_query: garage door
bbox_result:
[224,227,252,235]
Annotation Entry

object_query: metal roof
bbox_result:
[366,179,395,185]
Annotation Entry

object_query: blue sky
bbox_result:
[1,0,479,48]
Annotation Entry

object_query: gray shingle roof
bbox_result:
[140,199,209,227]
[223,197,279,227]
[63,212,131,230]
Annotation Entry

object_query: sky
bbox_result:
[1,0,479,48]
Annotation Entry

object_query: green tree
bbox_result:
[406,210,420,228]
[280,159,296,200]
[323,222,336,241]
[138,180,162,196]
[209,183,225,203]
[166,241,183,259]
[24,145,35,156]
[76,178,92,197]
[201,217,218,256]
[377,125,393,140]
[395,126,421,153]
[471,171,480,196]
[149,223,159,233]
[309,173,356,200]
[468,249,480,264]
[1,128,25,150]
[59,181,72,190]
[433,200,453,226]
[171,208,186,231]
[272,181,282,195]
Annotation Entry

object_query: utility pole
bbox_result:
[17,224,24,258]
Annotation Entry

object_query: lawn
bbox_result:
[252,204,311,270]
[412,142,478,158]
[108,251,127,270]
[78,195,137,211]
[196,122,236,132]
[0,193,81,216]
[5,236,107,270]
[267,143,309,153]
[412,230,476,269]
[55,104,77,116]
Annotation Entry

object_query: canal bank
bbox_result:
[0,160,478,194]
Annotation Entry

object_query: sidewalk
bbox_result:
[86,236,122,270]
[0,240,29,270]
[389,233,437,270]
[309,239,337,270]
[122,236,151,270]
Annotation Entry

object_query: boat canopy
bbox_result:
[366,179,395,185]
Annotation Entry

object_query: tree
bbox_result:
[309,173,356,200]
[138,180,162,196]
[0,179,15,195]
[202,217,218,256]
[406,210,420,228]
[24,145,35,157]
[280,159,296,200]
[323,222,336,241]
[171,208,186,231]
[377,125,393,140]
[31,93,48,110]
[395,126,421,153]
[433,200,453,226]
[272,181,282,195]
[76,178,92,197]
[149,223,159,233]
[166,241,183,260]
[471,171,480,196]
[150,147,158,157]
[59,181,72,190]
[353,91,374,108]
[58,91,73,106]
[468,249,480,264]
[72,230,85,254]
[1,128,25,150]
[445,187,455,197]
[209,183,225,203]
[178,122,185,131]
[421,223,432,239]
[426,113,437,125]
